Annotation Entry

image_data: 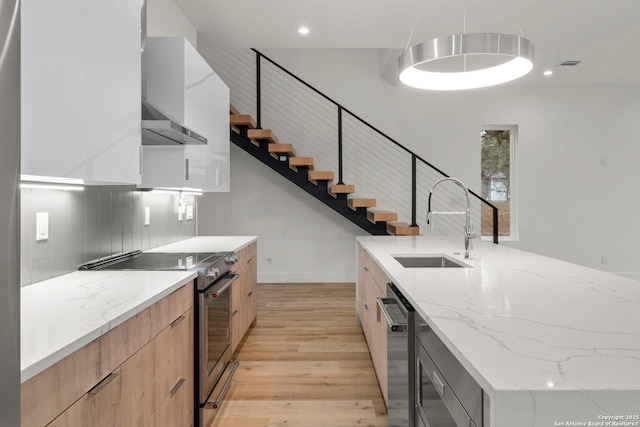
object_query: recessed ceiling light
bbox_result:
[298,27,310,35]
[543,70,553,76]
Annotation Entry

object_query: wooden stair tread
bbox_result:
[308,171,334,185]
[289,157,314,171]
[347,198,376,208]
[230,114,257,129]
[387,221,420,236]
[329,184,355,194]
[268,143,296,156]
[248,129,279,144]
[367,210,398,222]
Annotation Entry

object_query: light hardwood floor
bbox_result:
[212,283,388,427]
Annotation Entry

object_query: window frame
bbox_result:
[481,124,518,241]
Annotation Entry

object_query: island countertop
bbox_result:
[357,235,640,427]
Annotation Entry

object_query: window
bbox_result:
[481,126,517,240]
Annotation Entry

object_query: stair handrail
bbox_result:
[251,48,499,243]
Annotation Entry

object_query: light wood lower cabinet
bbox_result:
[48,340,155,427]
[154,368,194,427]
[230,241,258,354]
[22,282,195,427]
[357,243,389,406]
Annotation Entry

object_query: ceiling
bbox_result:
[174,0,640,86]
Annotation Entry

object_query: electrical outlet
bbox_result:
[36,212,49,241]
[144,207,150,226]
[601,255,607,265]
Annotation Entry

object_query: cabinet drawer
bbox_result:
[234,242,257,269]
[150,283,193,337]
[154,307,193,407]
[247,241,257,261]
[48,341,155,427]
[99,306,151,376]
[21,339,100,427]
[245,284,258,327]
[370,263,389,293]
[155,368,194,427]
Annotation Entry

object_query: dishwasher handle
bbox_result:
[376,297,407,332]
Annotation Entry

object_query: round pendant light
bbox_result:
[398,33,534,90]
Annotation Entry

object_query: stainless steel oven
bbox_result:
[414,313,484,427]
[198,269,239,427]
[81,250,240,427]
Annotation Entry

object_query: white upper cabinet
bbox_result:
[21,0,142,185]
[142,37,230,192]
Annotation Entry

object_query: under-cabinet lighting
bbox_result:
[150,187,203,196]
[543,70,553,76]
[20,183,84,191]
[21,174,84,185]
[298,27,310,35]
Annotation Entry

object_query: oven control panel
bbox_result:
[206,267,221,279]
[224,254,238,265]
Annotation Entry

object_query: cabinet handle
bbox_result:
[232,310,238,316]
[88,372,118,395]
[170,315,186,328]
[432,371,445,397]
[247,291,253,297]
[170,378,186,395]
[364,304,369,311]
[139,145,143,175]
[185,158,189,181]
[364,267,369,272]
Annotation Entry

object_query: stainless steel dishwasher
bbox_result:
[415,313,486,427]
[377,282,415,427]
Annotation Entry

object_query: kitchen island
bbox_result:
[358,235,640,427]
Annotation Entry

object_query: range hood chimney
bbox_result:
[140,0,206,146]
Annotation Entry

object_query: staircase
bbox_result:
[206,49,499,242]
[229,105,420,236]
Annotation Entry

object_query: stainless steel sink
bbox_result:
[392,255,470,268]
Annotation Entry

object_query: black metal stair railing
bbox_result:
[230,127,389,235]
[213,48,499,242]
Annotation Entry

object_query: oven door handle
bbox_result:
[204,273,239,299]
[203,361,239,409]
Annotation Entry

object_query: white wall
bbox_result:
[199,47,640,281]
[147,0,197,47]
[198,144,363,283]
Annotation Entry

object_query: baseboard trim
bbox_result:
[257,272,356,283]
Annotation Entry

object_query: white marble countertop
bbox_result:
[148,236,258,253]
[358,235,640,427]
[21,270,196,383]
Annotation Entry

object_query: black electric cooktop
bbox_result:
[80,250,229,271]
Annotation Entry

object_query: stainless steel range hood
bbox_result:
[142,100,207,145]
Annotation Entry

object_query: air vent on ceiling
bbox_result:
[560,60,582,66]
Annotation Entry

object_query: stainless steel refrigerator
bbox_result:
[0,0,21,424]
